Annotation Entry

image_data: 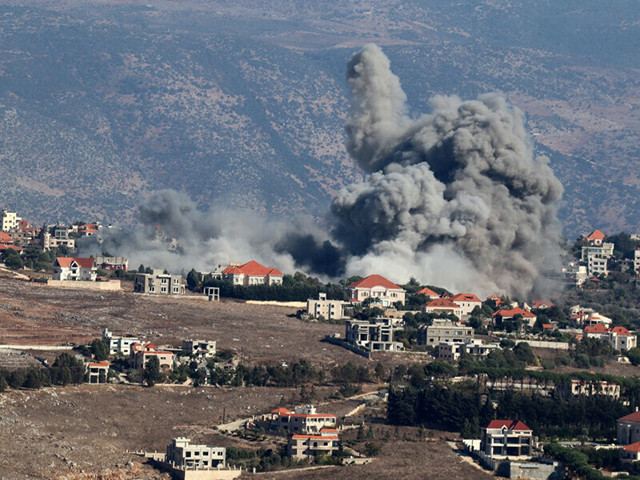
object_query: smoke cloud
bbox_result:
[81,44,564,300]
[336,44,564,298]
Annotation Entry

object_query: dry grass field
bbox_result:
[0,275,492,479]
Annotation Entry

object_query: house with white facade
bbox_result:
[618,411,640,445]
[221,260,283,286]
[0,210,21,232]
[134,269,185,295]
[270,405,336,434]
[166,437,226,470]
[347,274,406,306]
[451,293,483,318]
[182,339,216,359]
[306,293,349,321]
[288,428,340,460]
[583,324,637,351]
[422,298,463,318]
[102,328,141,356]
[53,257,97,281]
[492,307,537,328]
[480,420,533,459]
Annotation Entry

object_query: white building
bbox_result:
[563,261,588,287]
[166,437,226,470]
[634,249,640,276]
[102,328,141,356]
[480,420,533,459]
[134,270,185,295]
[347,274,406,306]
[53,257,97,281]
[451,293,483,318]
[271,405,337,434]
[0,210,21,232]
[582,243,614,277]
[438,339,499,361]
[221,260,283,286]
[182,339,217,359]
[306,293,349,321]
[419,319,473,346]
[288,429,340,460]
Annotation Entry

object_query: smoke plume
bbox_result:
[335,44,564,298]
[81,44,564,299]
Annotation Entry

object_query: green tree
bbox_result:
[143,356,162,387]
[186,268,202,292]
[4,251,23,270]
[90,339,109,361]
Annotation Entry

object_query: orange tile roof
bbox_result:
[624,441,640,453]
[0,244,22,251]
[584,323,609,334]
[348,274,402,290]
[532,300,554,309]
[55,257,95,269]
[542,324,554,329]
[486,420,531,431]
[492,307,536,318]
[222,260,283,277]
[291,434,339,440]
[272,407,292,415]
[452,293,482,303]
[0,231,14,244]
[586,229,606,240]
[611,326,632,336]
[417,287,439,297]
[426,298,460,309]
[89,361,110,368]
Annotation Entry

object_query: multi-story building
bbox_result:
[134,270,185,295]
[52,257,97,281]
[618,411,640,445]
[584,229,606,246]
[288,428,340,460]
[221,260,283,286]
[102,328,141,356]
[583,324,637,351]
[86,361,109,384]
[345,317,403,352]
[491,307,537,328]
[559,379,620,400]
[451,293,483,318]
[581,242,614,277]
[270,405,336,434]
[422,298,463,318]
[166,437,226,470]
[0,210,21,232]
[438,339,498,361]
[418,319,473,346]
[480,420,533,459]
[634,249,640,276]
[347,274,406,306]
[182,339,216,359]
[95,256,128,271]
[42,225,76,251]
[131,343,175,370]
[563,261,588,287]
[306,293,349,321]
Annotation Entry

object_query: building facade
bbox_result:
[480,420,533,459]
[288,429,340,459]
[102,328,141,356]
[345,317,403,352]
[271,405,337,434]
[134,270,185,295]
[0,210,21,232]
[306,293,349,321]
[347,274,406,306]
[618,411,640,445]
[87,361,109,384]
[53,257,97,281]
[182,339,217,359]
[166,437,226,469]
[419,319,473,346]
[221,260,283,286]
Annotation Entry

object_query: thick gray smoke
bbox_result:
[80,44,564,299]
[334,44,564,298]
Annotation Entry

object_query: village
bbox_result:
[3,208,640,480]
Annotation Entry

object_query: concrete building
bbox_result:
[134,269,185,295]
[451,293,483,318]
[584,229,606,246]
[131,343,175,370]
[288,428,340,460]
[306,293,349,321]
[438,339,499,361]
[583,324,637,351]
[345,317,403,352]
[347,274,406,306]
[634,249,640,276]
[480,420,533,459]
[95,256,128,271]
[559,379,620,399]
[182,339,217,359]
[221,260,283,286]
[621,442,640,464]
[166,437,226,470]
[102,328,141,356]
[0,210,21,232]
[87,361,109,384]
[418,319,473,346]
[492,307,537,329]
[563,261,588,287]
[581,242,614,277]
[53,257,97,281]
[270,405,337,434]
[42,225,76,251]
[618,411,640,445]
[422,298,463,318]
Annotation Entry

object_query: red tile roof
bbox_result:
[584,323,609,334]
[624,441,640,453]
[348,274,402,290]
[586,229,606,241]
[619,411,640,423]
[272,407,292,415]
[532,299,554,309]
[542,324,554,330]
[0,244,22,251]
[611,326,632,336]
[89,361,110,368]
[222,260,283,277]
[292,434,339,440]
[486,420,531,431]
[425,298,460,309]
[452,293,482,303]
[492,307,536,318]
[417,287,439,297]
[0,231,14,244]
[55,257,95,269]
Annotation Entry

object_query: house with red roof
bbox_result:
[480,420,533,459]
[222,260,283,286]
[620,441,640,464]
[288,428,340,460]
[451,293,482,318]
[532,299,554,310]
[0,231,22,252]
[87,361,110,384]
[584,229,606,246]
[53,257,97,281]
[347,274,406,306]
[492,307,537,329]
[416,287,439,300]
[422,298,463,318]
[131,342,174,370]
[270,405,337,435]
[618,411,640,445]
[584,324,637,351]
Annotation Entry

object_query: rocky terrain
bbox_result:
[0,0,638,237]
